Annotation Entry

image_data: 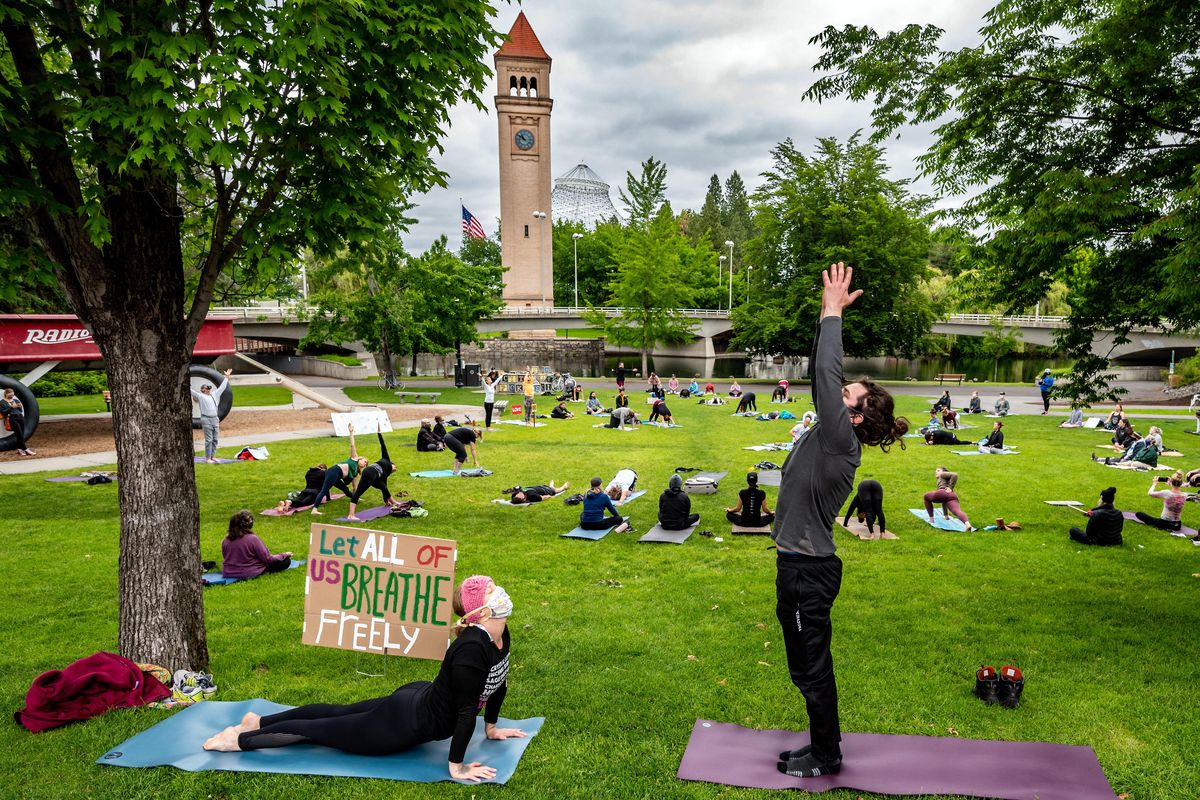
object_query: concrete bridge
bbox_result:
[212,306,1197,363]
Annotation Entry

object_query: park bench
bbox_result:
[394,391,441,404]
[935,373,966,386]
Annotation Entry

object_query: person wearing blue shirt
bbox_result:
[580,477,630,532]
[1037,369,1055,415]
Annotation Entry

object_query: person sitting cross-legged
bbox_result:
[658,474,700,530]
[725,472,774,527]
[1069,486,1124,546]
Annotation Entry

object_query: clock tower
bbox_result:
[494,12,554,308]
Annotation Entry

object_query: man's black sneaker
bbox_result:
[776,752,842,778]
[997,664,1024,709]
[973,665,999,704]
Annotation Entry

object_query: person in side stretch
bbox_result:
[978,420,1007,454]
[346,432,401,521]
[726,471,774,527]
[842,479,886,537]
[221,510,292,579]
[923,466,974,530]
[522,367,537,426]
[1135,473,1188,533]
[1068,486,1123,546]
[311,425,369,515]
[505,481,569,504]
[735,391,758,414]
[580,476,631,532]
[203,576,524,783]
[275,462,347,512]
[658,474,700,530]
[444,426,483,475]
[773,263,909,780]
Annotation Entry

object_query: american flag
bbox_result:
[462,205,486,239]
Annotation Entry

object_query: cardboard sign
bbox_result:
[303,524,457,660]
[331,410,393,437]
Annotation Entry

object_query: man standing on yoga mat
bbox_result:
[771,263,908,778]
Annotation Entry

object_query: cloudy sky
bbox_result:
[403,0,995,253]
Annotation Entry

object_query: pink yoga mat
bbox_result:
[677,719,1118,800]
[260,494,345,516]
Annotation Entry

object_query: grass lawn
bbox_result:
[35,386,294,416]
[3,395,1198,799]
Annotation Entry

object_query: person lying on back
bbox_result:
[506,481,569,504]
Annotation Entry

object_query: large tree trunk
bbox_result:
[82,180,209,670]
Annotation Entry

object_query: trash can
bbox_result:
[464,363,482,388]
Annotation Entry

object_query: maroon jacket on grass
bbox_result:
[15,651,171,732]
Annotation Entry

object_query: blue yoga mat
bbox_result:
[614,490,646,506]
[202,560,304,586]
[908,508,968,532]
[562,518,628,540]
[96,699,542,785]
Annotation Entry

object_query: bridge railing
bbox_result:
[491,306,731,319]
[942,313,1068,327]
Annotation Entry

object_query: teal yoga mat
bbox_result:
[409,469,492,478]
[97,699,543,785]
[614,490,646,506]
[202,560,304,586]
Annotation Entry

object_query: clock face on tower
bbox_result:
[514,129,535,151]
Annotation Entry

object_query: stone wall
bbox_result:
[402,338,606,377]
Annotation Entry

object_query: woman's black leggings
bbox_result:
[313,466,348,509]
[7,416,27,450]
[484,401,495,428]
[238,682,431,754]
[581,515,625,530]
[737,394,757,413]
[1134,511,1181,531]
[444,437,468,463]
[350,465,390,504]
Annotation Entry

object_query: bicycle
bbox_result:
[378,371,405,391]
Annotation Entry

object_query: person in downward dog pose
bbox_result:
[842,479,886,537]
[202,576,524,783]
[772,263,908,779]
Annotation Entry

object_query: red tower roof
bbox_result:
[495,12,550,60]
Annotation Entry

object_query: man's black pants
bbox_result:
[776,552,843,763]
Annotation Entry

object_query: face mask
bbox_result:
[487,586,513,619]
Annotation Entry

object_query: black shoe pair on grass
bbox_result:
[973,664,1025,708]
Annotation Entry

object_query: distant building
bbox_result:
[552,163,623,228]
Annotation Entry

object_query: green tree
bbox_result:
[618,156,669,227]
[301,230,418,376]
[806,0,1200,401]
[459,234,502,270]
[0,1,502,668]
[589,204,698,375]
[732,136,935,359]
[980,317,1024,382]
[688,174,726,252]
[411,236,504,374]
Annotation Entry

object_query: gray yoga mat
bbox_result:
[97,699,542,785]
[639,522,698,544]
[756,470,782,487]
[46,475,117,483]
[677,719,1118,800]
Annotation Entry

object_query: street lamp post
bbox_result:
[747,265,753,303]
[572,232,583,309]
[532,211,548,308]
[718,255,727,310]
[725,240,734,308]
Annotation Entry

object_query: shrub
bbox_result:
[29,370,109,397]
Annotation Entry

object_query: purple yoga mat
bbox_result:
[677,719,1118,800]
[1122,510,1197,536]
[194,457,242,464]
[46,476,91,483]
[336,505,393,522]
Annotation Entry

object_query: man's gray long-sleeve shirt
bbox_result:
[771,317,861,556]
[190,378,228,418]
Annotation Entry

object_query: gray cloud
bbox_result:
[404,0,995,252]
